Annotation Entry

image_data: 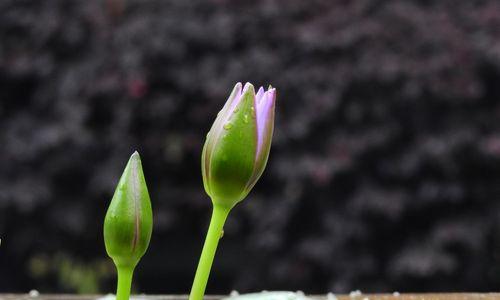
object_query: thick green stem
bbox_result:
[189,205,231,300]
[116,266,134,300]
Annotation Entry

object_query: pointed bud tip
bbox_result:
[243,82,255,94]
[127,151,143,172]
[131,151,141,160]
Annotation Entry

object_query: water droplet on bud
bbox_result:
[233,108,239,113]
[244,114,249,123]
[250,107,256,119]
[223,123,233,130]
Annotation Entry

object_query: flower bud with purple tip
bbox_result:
[202,82,276,209]
[190,83,276,300]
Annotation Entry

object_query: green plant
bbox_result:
[104,152,153,300]
[190,82,276,300]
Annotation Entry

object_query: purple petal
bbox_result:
[224,82,252,120]
[226,83,242,107]
[227,84,243,112]
[255,87,265,104]
[255,88,276,157]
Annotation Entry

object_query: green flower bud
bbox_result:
[104,151,153,269]
[202,82,276,209]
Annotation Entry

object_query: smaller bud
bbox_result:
[104,151,153,300]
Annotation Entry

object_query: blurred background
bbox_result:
[1,0,500,295]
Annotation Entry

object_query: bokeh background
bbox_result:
[1,0,500,295]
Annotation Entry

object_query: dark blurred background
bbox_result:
[1,0,500,295]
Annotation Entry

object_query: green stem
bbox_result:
[189,205,230,300]
[116,266,134,300]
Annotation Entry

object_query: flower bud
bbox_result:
[104,151,153,269]
[202,82,276,209]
